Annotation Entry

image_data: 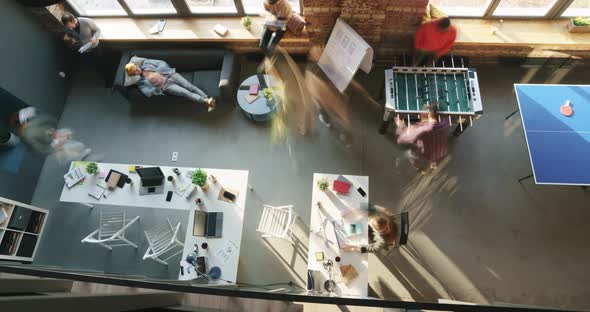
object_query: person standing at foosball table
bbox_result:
[396,104,450,172]
[414,17,457,66]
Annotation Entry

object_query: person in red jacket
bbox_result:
[414,17,457,66]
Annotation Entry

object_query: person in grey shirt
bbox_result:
[62,12,101,51]
[125,59,216,112]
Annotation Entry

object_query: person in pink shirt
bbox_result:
[396,104,450,171]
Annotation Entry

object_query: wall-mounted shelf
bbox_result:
[0,197,48,262]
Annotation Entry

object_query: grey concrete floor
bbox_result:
[30,55,590,311]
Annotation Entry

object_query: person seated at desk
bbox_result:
[125,60,216,112]
[344,205,398,254]
[61,12,101,52]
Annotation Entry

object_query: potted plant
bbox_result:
[567,16,590,33]
[85,162,98,175]
[262,87,273,101]
[241,16,252,30]
[317,177,330,192]
[192,169,208,191]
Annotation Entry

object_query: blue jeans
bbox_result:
[260,26,286,51]
[163,73,208,104]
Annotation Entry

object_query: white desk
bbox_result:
[60,162,249,285]
[307,173,369,297]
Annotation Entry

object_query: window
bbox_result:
[185,0,238,14]
[430,0,493,17]
[67,0,127,16]
[562,0,590,17]
[243,0,301,15]
[125,0,177,14]
[493,0,559,16]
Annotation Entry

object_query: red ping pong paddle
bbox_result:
[560,100,573,117]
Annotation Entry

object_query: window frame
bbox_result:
[431,0,582,19]
[65,0,303,18]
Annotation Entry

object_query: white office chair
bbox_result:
[256,204,297,244]
[81,208,140,250]
[142,218,184,265]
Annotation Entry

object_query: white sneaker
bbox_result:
[0,133,20,147]
[318,114,331,128]
[18,107,36,124]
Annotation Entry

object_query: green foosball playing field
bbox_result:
[381,66,483,136]
[393,70,471,113]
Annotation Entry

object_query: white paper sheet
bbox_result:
[318,18,374,93]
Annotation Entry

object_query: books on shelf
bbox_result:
[0,207,8,226]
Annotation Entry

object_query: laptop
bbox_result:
[193,211,223,238]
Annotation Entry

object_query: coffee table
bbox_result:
[237,74,280,121]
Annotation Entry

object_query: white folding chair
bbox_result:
[81,208,140,250]
[256,204,296,244]
[142,218,184,265]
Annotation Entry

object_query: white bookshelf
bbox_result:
[0,197,49,262]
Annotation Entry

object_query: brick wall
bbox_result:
[29,3,66,36]
[303,0,427,58]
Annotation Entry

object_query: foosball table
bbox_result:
[379,59,483,135]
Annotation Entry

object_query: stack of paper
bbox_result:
[64,167,86,188]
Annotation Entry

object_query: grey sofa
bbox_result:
[114,49,239,107]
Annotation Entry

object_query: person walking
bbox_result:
[414,17,457,66]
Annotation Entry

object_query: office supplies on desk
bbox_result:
[333,221,351,250]
[244,94,260,104]
[307,269,323,292]
[166,191,173,202]
[333,180,351,193]
[315,251,325,261]
[64,166,86,188]
[106,172,121,189]
[340,264,359,285]
[249,84,259,95]
[218,188,239,203]
[344,223,363,236]
[184,184,196,198]
[88,187,105,200]
[215,240,238,265]
[357,187,366,197]
[193,211,223,238]
[106,170,128,188]
[137,167,165,195]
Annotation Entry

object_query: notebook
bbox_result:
[249,84,259,95]
[193,211,223,238]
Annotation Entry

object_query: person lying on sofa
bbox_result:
[125,58,216,112]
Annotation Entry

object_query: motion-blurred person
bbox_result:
[125,59,216,112]
[259,47,313,140]
[396,104,450,171]
[305,45,353,147]
[260,0,293,52]
[62,12,101,52]
[9,107,93,163]
[414,17,456,66]
[0,88,28,148]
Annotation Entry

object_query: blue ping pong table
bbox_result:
[515,84,590,186]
